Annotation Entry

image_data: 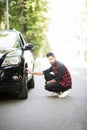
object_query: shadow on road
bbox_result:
[0,92,19,100]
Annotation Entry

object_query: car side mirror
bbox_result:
[24,43,34,50]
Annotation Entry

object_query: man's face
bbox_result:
[47,56,56,65]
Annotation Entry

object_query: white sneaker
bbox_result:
[58,89,71,98]
[48,92,59,97]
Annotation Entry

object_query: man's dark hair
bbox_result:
[46,52,55,57]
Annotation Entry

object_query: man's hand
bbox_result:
[25,68,43,75]
[25,68,32,74]
[47,79,56,84]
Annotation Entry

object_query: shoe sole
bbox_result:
[47,93,59,98]
[58,90,70,98]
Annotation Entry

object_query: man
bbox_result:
[26,52,72,98]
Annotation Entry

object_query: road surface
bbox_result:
[0,65,87,130]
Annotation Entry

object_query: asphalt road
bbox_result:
[0,65,87,130]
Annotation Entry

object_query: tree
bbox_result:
[24,0,51,56]
[0,0,51,57]
[0,0,5,29]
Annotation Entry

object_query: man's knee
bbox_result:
[44,74,55,81]
[45,83,54,92]
[45,84,49,91]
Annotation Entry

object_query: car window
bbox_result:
[18,33,26,47]
[0,31,20,48]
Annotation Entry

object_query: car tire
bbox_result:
[28,76,34,89]
[17,72,28,99]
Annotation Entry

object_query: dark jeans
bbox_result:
[44,74,69,93]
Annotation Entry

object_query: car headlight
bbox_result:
[1,56,21,67]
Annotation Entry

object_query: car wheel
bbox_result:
[17,72,28,99]
[28,76,34,89]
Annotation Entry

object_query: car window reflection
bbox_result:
[0,32,20,48]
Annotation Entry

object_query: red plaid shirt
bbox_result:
[43,61,72,88]
[59,69,72,88]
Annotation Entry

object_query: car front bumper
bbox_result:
[0,65,23,92]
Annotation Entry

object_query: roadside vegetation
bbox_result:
[0,0,51,57]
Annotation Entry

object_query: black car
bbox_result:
[0,30,35,99]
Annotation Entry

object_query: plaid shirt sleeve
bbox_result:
[53,63,66,82]
[43,67,52,75]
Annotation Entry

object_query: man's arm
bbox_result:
[55,63,66,81]
[26,68,43,75]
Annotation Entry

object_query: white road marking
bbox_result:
[78,74,87,80]
[72,71,87,80]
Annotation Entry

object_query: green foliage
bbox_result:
[0,0,51,57]
[0,0,5,28]
[24,0,50,56]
